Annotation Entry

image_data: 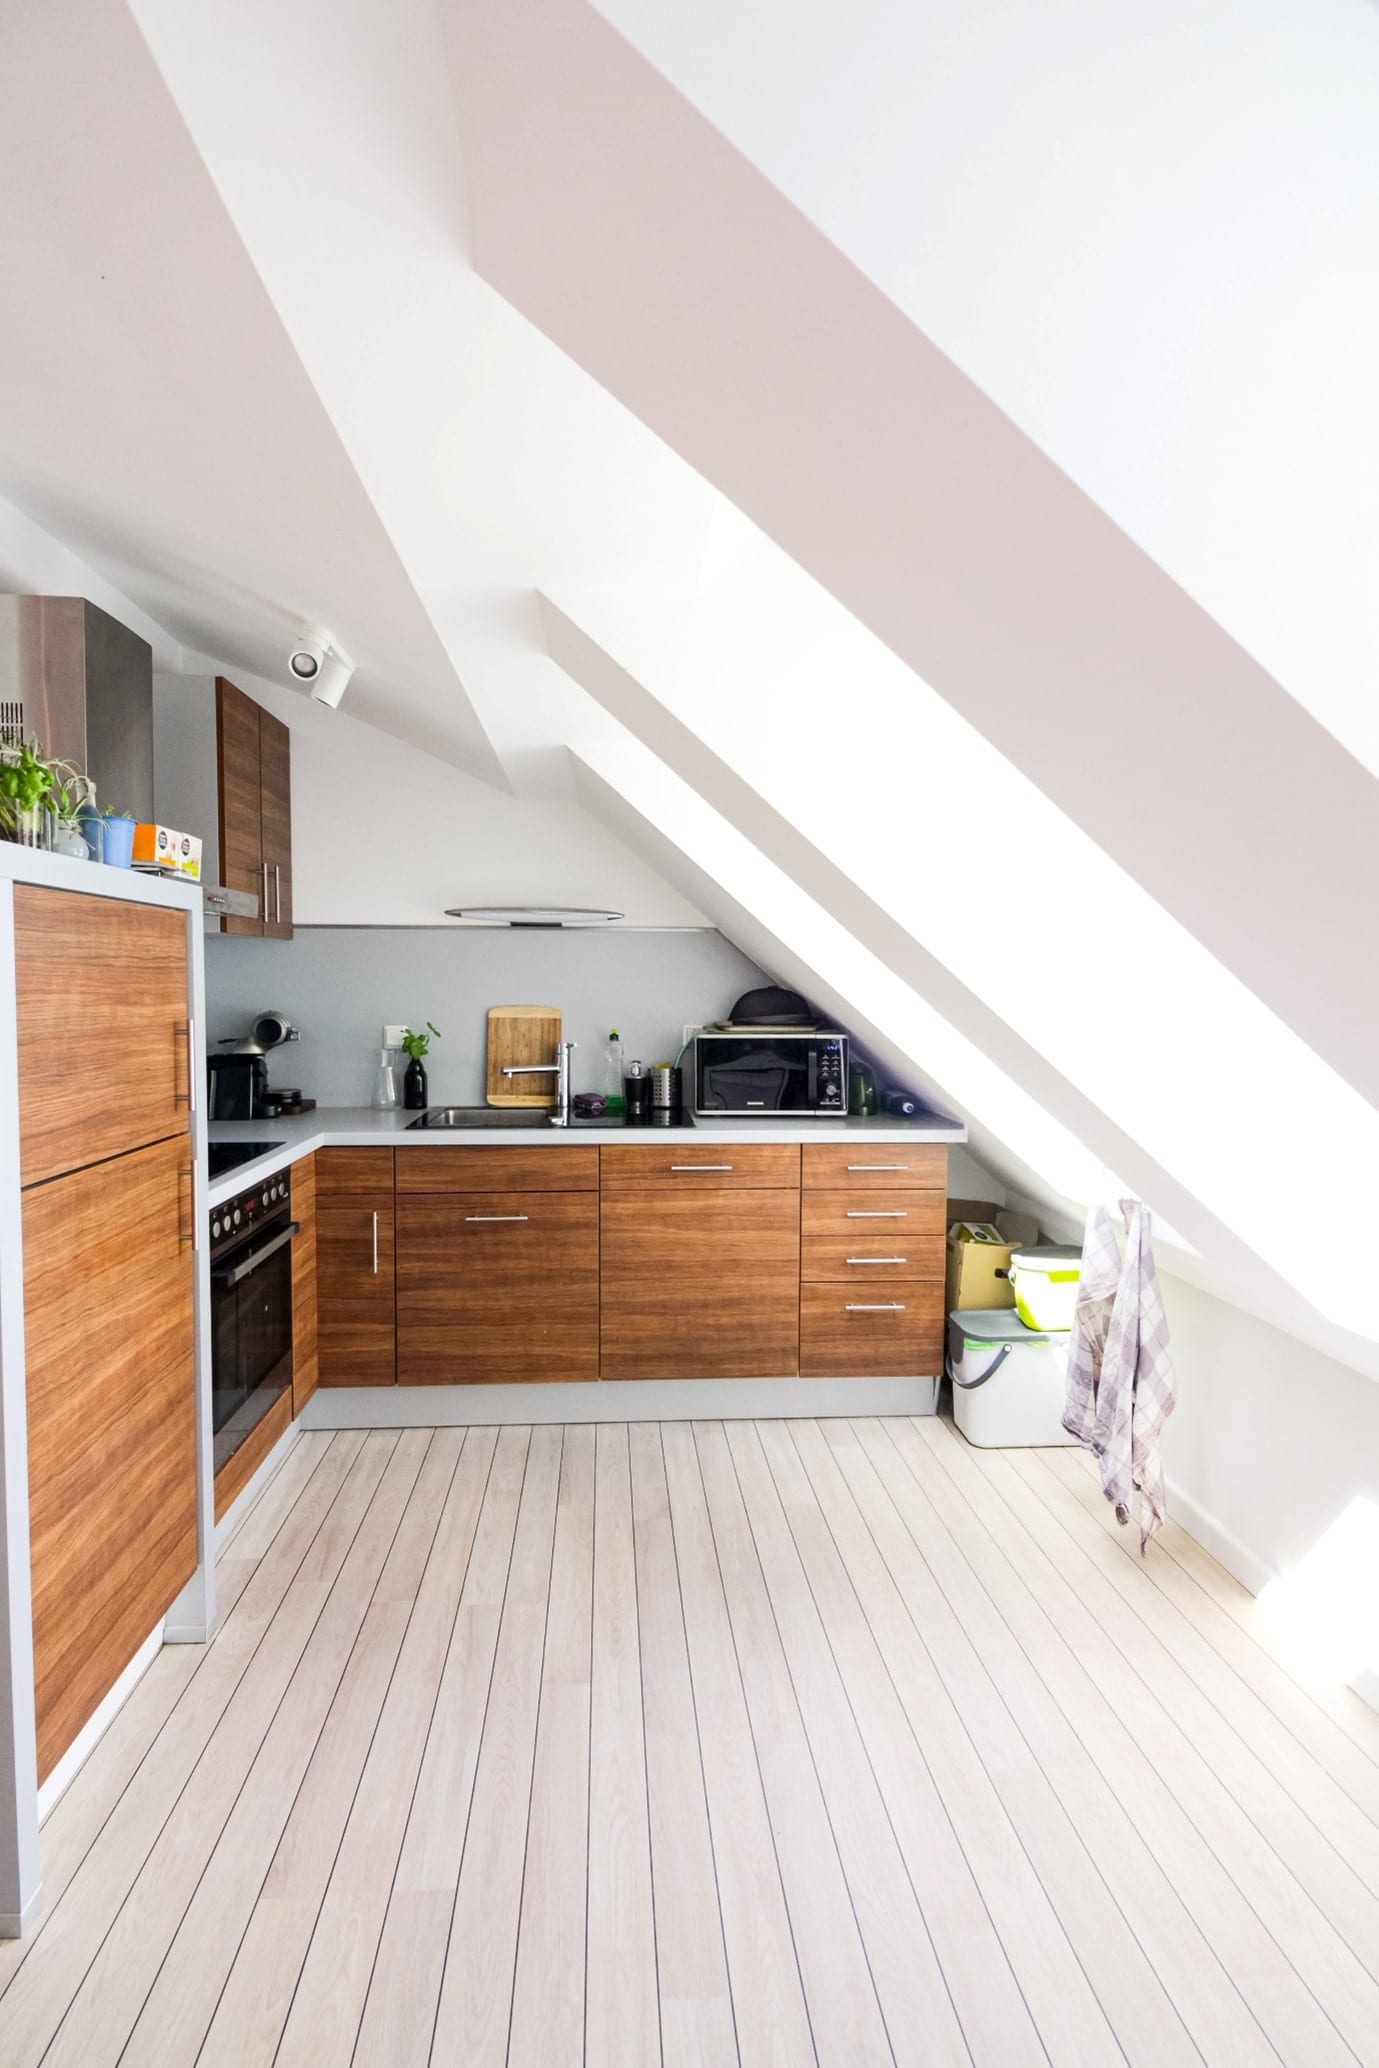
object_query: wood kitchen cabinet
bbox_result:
[600,1148,802,1378]
[316,1148,396,1385]
[24,1132,197,1784]
[799,1143,947,1378]
[216,676,292,939]
[397,1192,599,1384]
[14,886,191,1187]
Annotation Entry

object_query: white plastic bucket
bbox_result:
[947,1308,1080,1448]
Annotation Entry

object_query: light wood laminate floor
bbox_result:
[6,1417,1379,2066]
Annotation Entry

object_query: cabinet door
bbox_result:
[216,677,263,938]
[15,886,191,1188]
[316,1149,395,1385]
[397,1193,599,1384]
[601,1188,799,1379]
[799,1282,945,1379]
[25,1133,197,1783]
[291,1153,319,1414]
[258,705,293,939]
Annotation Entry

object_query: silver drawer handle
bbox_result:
[846,1210,907,1218]
[846,1163,906,1171]
[372,1211,379,1274]
[846,1256,907,1265]
[846,1302,906,1312]
[670,1164,733,1172]
[464,1213,530,1222]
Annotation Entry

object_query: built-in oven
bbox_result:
[209,1168,297,1475]
[693,1029,849,1115]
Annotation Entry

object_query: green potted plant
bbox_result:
[0,740,56,847]
[400,1022,440,1110]
[47,758,97,860]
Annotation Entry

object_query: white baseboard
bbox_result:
[1165,1475,1277,1598]
[0,1884,44,1940]
[36,1619,164,1827]
[214,1415,303,1552]
[302,1374,940,1429]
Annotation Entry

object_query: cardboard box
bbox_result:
[131,823,202,881]
[945,1198,1040,1314]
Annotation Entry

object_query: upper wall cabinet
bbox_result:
[152,672,293,938]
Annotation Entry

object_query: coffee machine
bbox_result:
[207,1010,299,1119]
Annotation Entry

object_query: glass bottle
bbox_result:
[371,1049,399,1109]
[602,1029,626,1116]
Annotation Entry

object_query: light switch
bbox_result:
[384,1023,409,1049]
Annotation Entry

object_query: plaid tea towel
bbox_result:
[1066,1198,1177,1551]
[1063,1200,1120,1447]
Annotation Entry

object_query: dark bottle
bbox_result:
[403,1056,428,1110]
[624,1060,650,1125]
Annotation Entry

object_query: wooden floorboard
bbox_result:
[3,1415,1379,2068]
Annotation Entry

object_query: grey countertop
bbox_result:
[207,1105,967,1208]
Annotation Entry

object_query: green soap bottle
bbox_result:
[603,1029,627,1116]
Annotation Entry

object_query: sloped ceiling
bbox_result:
[2,0,1374,1375]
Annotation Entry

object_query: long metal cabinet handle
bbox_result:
[179,1164,197,1251]
[845,1209,907,1218]
[261,860,269,922]
[274,863,281,923]
[185,1017,196,1112]
[846,1302,906,1312]
[671,1164,733,1172]
[464,1213,529,1223]
[372,1211,379,1274]
[846,1164,906,1171]
[846,1256,907,1265]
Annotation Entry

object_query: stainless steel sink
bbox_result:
[406,1105,553,1129]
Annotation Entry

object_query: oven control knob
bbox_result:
[233,1208,242,1226]
[211,1219,221,1240]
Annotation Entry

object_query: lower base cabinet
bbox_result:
[317,1148,396,1386]
[24,1133,197,1783]
[798,1281,945,1378]
[397,1192,599,1383]
[600,1187,801,1379]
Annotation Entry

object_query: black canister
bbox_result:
[624,1060,650,1124]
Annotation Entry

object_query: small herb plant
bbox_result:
[400,1022,440,1061]
[0,741,56,831]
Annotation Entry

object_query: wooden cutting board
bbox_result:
[486,1006,562,1106]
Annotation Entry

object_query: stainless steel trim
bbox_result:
[371,1210,379,1274]
[261,860,269,920]
[212,1219,300,1286]
[180,1164,196,1251]
[464,1213,529,1223]
[845,1302,906,1312]
[845,1257,907,1265]
[671,1164,733,1172]
[185,1017,196,1113]
[846,1164,905,1171]
[845,1209,907,1218]
[274,862,281,923]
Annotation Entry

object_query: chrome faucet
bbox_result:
[500,1039,576,1126]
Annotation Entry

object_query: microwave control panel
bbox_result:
[816,1037,846,1108]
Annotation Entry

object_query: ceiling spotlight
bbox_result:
[288,627,354,708]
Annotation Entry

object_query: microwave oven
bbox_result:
[693,1030,849,1116]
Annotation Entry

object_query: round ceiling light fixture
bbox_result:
[443,905,624,928]
[288,627,355,708]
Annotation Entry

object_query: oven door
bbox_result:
[696,1036,829,1113]
[210,1212,298,1473]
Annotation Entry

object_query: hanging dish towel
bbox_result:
[1064,1199,1177,1551]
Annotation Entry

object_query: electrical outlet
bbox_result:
[384,1023,408,1050]
[683,1024,699,1049]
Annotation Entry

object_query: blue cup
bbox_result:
[83,812,136,867]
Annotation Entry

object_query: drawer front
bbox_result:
[801,1234,943,1284]
[317,1146,395,1201]
[395,1145,598,1194]
[801,1190,947,1241]
[799,1282,945,1378]
[397,1193,598,1384]
[802,1144,947,1192]
[601,1143,800,1190]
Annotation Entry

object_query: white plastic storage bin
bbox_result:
[946,1308,1080,1449]
[1008,1245,1082,1332]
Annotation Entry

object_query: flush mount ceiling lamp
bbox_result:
[444,905,624,928]
[288,626,355,709]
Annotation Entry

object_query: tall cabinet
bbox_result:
[15,883,198,1785]
[152,672,293,939]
